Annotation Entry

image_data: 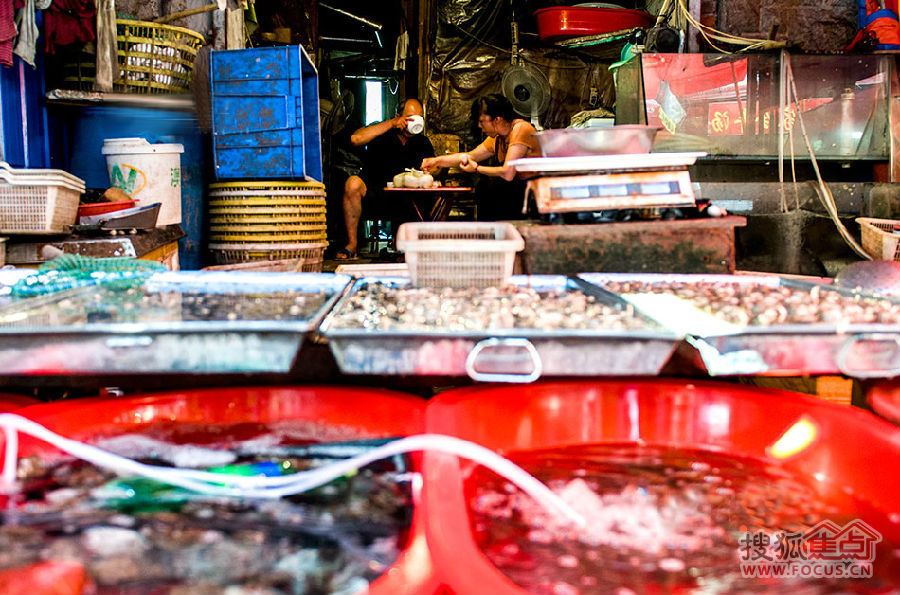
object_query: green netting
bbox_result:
[10,255,166,297]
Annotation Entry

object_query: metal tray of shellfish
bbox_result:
[0,272,352,375]
[579,273,900,378]
[318,275,680,381]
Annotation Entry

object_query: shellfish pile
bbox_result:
[601,280,900,326]
[328,283,653,331]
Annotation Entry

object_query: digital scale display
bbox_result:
[550,181,682,200]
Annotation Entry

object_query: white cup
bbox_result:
[407,115,425,135]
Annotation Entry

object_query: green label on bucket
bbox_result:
[170,167,180,187]
[110,164,146,195]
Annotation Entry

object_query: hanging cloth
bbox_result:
[93,0,115,91]
[0,0,17,67]
[13,0,38,66]
[393,28,408,72]
[44,0,95,54]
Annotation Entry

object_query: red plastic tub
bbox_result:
[0,393,38,412]
[422,380,900,595]
[76,199,137,222]
[868,382,900,426]
[3,386,438,595]
[534,6,654,42]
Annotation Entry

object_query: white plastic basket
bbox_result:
[0,183,81,234]
[396,222,524,288]
[209,242,327,272]
[858,217,900,261]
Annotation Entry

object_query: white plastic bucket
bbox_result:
[102,137,185,225]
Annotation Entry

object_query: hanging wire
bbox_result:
[790,119,802,211]
[778,55,789,213]
[782,53,872,260]
[0,413,586,528]
[445,21,587,70]
[672,0,786,53]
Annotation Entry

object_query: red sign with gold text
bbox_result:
[708,98,833,136]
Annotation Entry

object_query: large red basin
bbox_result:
[3,386,437,595]
[422,379,900,595]
[534,7,654,42]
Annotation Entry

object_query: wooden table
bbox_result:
[382,186,474,221]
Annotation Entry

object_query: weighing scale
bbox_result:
[511,152,706,214]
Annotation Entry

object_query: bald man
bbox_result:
[337,98,435,259]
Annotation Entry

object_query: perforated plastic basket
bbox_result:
[858,217,900,261]
[208,214,327,227]
[208,230,328,243]
[207,182,328,242]
[208,198,327,209]
[209,224,328,234]
[61,20,204,94]
[396,222,524,288]
[0,184,81,234]
[116,20,205,94]
[209,181,325,192]
[209,242,327,272]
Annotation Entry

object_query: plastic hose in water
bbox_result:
[0,413,585,528]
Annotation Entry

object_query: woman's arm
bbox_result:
[473,143,529,181]
[421,145,492,174]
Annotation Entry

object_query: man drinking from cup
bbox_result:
[336,98,434,260]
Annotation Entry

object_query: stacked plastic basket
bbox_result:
[207,181,328,271]
[0,163,86,234]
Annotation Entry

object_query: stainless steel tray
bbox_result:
[319,275,680,382]
[0,271,351,374]
[580,273,900,377]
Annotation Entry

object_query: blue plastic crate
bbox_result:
[209,45,322,182]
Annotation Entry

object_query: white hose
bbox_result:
[784,54,872,261]
[1,425,16,492]
[0,413,585,528]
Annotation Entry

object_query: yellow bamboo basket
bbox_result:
[115,20,205,94]
[63,20,205,94]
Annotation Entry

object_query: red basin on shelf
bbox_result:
[76,199,137,223]
[534,6,654,42]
